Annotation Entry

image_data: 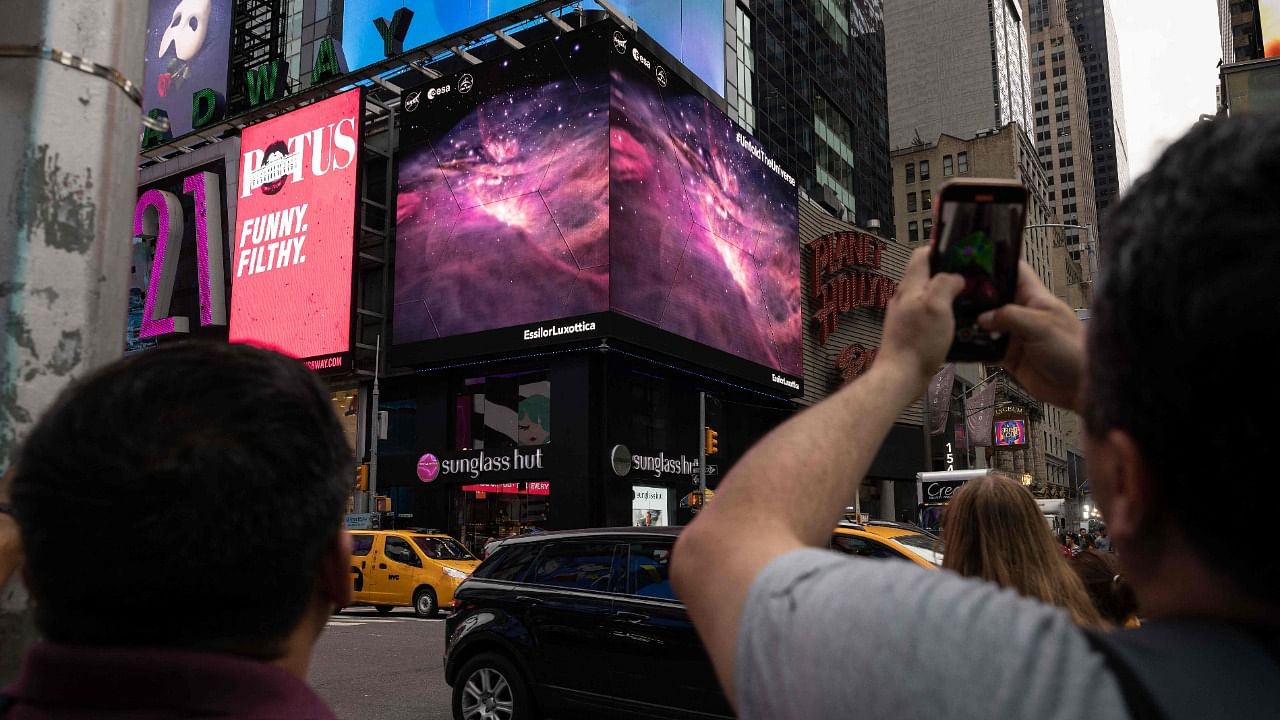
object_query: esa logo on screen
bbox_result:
[426,84,452,101]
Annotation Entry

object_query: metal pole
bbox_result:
[0,0,147,681]
[370,335,381,504]
[698,391,706,501]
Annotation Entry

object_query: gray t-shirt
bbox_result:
[736,548,1130,720]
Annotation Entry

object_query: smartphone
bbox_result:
[928,178,1028,362]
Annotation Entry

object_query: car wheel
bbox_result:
[452,652,532,720]
[414,587,438,618]
[374,605,394,615]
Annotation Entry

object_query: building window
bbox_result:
[908,221,919,243]
[814,0,851,49]
[907,192,917,212]
[906,163,916,184]
[919,160,930,181]
[943,155,954,176]
[813,91,857,215]
[922,218,932,240]
[922,189,932,210]
[734,4,756,132]
[454,371,552,451]
[957,152,969,173]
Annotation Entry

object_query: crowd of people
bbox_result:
[936,471,1139,630]
[1061,526,1112,557]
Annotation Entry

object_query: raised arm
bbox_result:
[670,247,963,703]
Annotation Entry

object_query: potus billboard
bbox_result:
[229,89,362,370]
[394,23,800,391]
[143,0,233,139]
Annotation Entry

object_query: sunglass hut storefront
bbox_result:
[374,351,796,554]
[371,22,802,553]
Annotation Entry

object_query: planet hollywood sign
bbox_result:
[809,231,899,384]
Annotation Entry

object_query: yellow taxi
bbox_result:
[829,520,945,569]
[346,529,480,617]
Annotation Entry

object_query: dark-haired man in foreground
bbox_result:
[673,115,1280,719]
[3,342,353,719]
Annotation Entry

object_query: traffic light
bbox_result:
[704,426,719,455]
[355,463,369,492]
[374,495,392,513]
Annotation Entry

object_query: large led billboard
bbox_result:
[394,23,800,391]
[143,0,233,138]
[342,1,724,95]
[1262,0,1280,58]
[230,89,362,370]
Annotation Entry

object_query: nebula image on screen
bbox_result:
[394,37,611,342]
[394,22,800,379]
[609,63,800,376]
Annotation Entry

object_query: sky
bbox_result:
[1109,0,1221,183]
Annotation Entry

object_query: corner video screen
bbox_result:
[608,33,800,377]
[394,22,799,378]
[394,32,612,341]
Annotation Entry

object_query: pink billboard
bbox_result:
[230,89,362,369]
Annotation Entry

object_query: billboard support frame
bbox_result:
[351,88,396,380]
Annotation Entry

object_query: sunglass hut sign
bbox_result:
[416,448,546,482]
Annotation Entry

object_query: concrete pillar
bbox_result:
[0,0,146,680]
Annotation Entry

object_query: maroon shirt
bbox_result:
[2,643,336,719]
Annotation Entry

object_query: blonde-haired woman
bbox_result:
[942,472,1103,627]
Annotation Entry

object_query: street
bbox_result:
[310,608,453,720]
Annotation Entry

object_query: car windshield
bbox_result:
[412,536,475,561]
[891,534,945,566]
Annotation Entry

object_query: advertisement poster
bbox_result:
[230,89,362,369]
[633,486,668,526]
[143,0,233,139]
[394,23,799,380]
[341,1,723,93]
[1262,0,1280,58]
[129,161,231,353]
[993,419,1027,447]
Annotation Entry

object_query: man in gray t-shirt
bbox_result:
[670,117,1280,719]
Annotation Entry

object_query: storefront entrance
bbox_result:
[450,481,551,555]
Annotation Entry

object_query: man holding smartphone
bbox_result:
[671,114,1280,718]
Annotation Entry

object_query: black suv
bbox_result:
[443,527,733,720]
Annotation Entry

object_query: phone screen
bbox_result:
[933,193,1025,359]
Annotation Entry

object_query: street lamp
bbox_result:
[1023,222,1099,284]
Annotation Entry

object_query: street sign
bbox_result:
[344,513,378,530]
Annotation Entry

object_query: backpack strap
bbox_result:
[1085,621,1280,720]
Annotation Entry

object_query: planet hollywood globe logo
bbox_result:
[417,453,440,483]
